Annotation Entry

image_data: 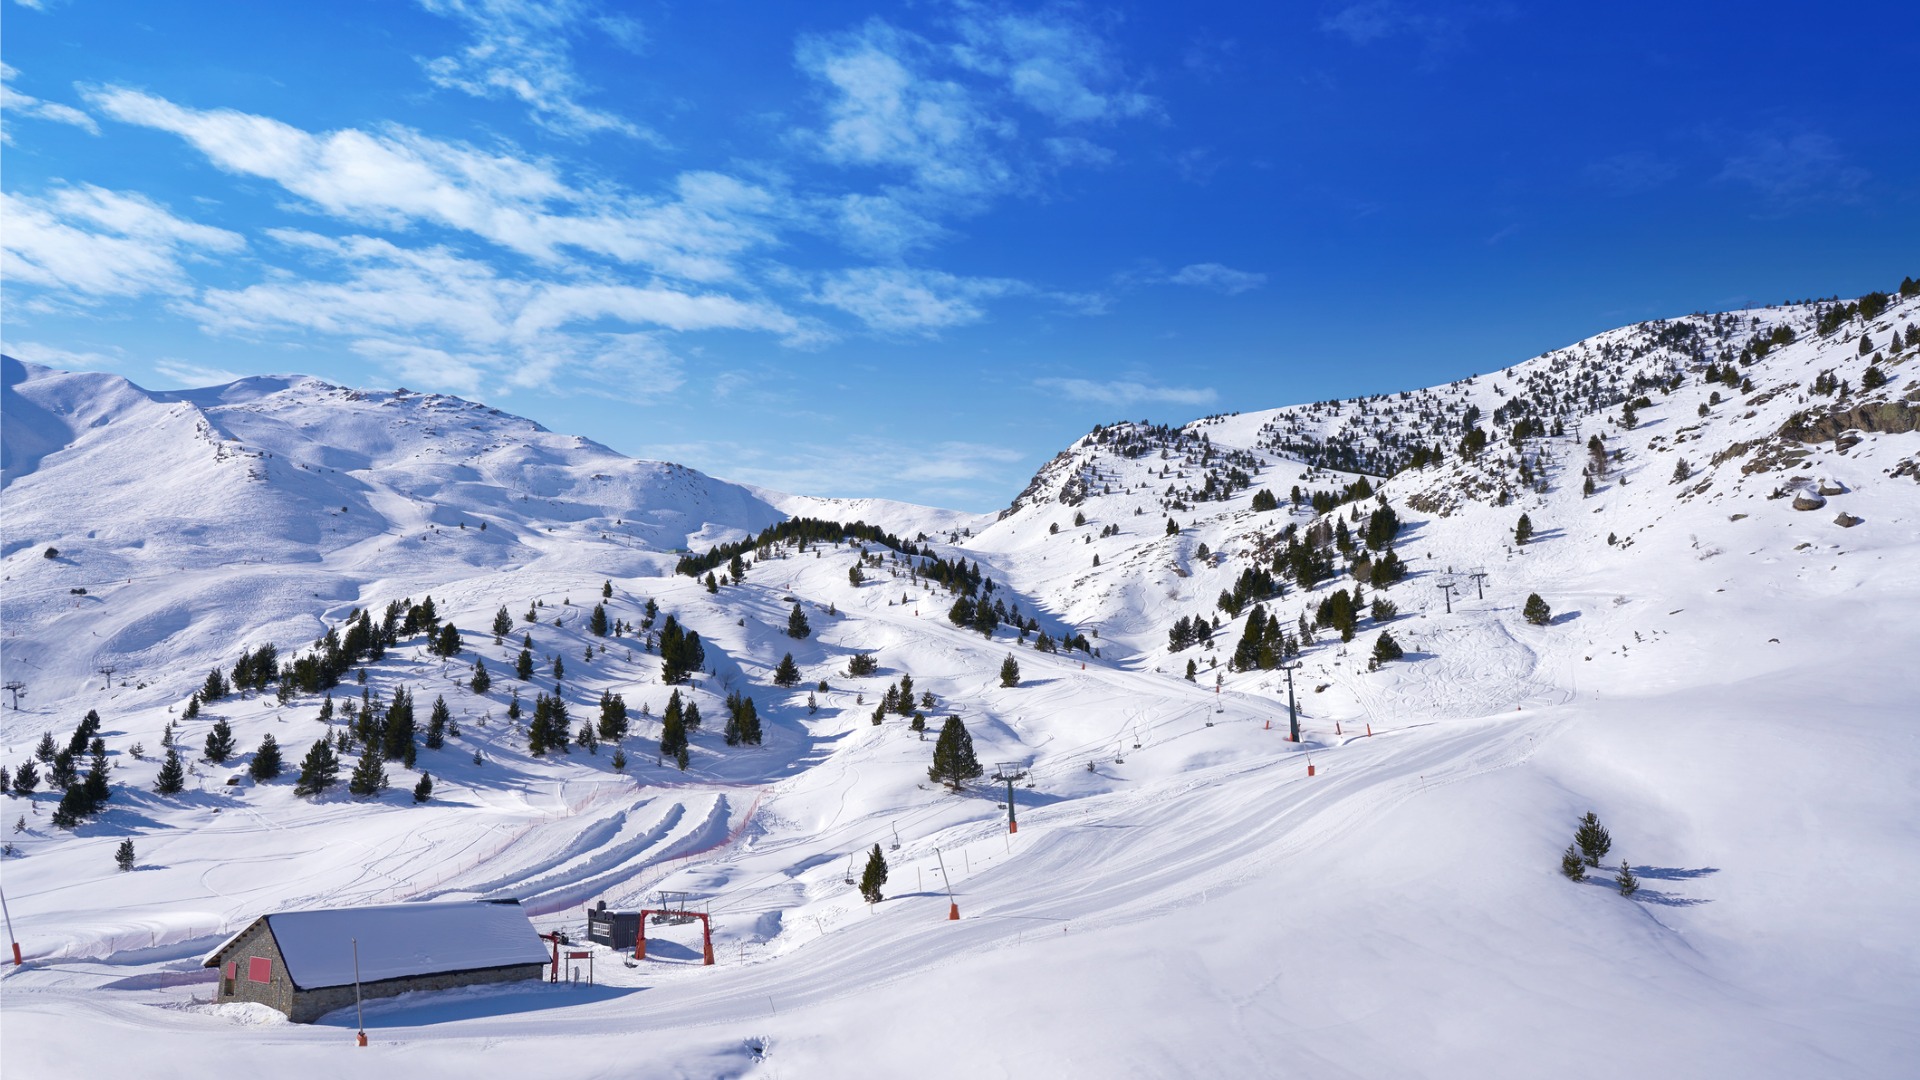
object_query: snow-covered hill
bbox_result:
[2,283,1917,1079]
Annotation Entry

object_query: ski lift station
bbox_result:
[201,899,548,1023]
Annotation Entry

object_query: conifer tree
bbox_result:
[49,749,78,792]
[516,647,535,680]
[576,719,599,754]
[611,747,628,772]
[425,696,449,749]
[859,842,889,904]
[51,785,89,829]
[381,687,417,764]
[1514,513,1534,545]
[1371,630,1405,666]
[1615,859,1639,897]
[154,748,186,795]
[116,838,136,872]
[293,740,340,797]
[787,603,811,639]
[590,604,609,637]
[347,751,388,797]
[603,579,614,599]
[552,655,565,682]
[684,700,702,730]
[597,690,629,742]
[660,690,688,764]
[1523,593,1552,626]
[434,622,461,658]
[773,653,801,688]
[1575,812,1612,867]
[10,760,36,794]
[1559,844,1587,881]
[471,658,492,695]
[204,719,237,764]
[999,655,1021,687]
[35,732,57,763]
[250,734,284,781]
[492,606,514,639]
[183,695,200,720]
[413,773,434,804]
[928,716,984,791]
[507,688,523,722]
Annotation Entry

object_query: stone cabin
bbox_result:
[201,899,549,1023]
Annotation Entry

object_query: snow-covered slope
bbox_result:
[2,284,1917,1079]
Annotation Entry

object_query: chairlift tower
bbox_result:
[3,682,22,710]
[1468,567,1489,600]
[992,762,1028,833]
[1436,576,1458,615]
[1280,662,1302,742]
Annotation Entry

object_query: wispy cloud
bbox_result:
[0,339,123,370]
[1,63,99,140]
[0,185,243,300]
[812,266,1023,336]
[182,229,809,399]
[1585,151,1677,195]
[84,87,778,281]
[1714,128,1867,208]
[1035,377,1217,408]
[949,6,1159,124]
[152,359,249,387]
[1165,262,1266,295]
[416,0,655,142]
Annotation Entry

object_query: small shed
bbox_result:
[586,900,641,951]
[201,899,549,1023]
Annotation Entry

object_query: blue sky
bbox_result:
[4,1,1916,509]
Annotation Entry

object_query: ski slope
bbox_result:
[2,288,1917,1078]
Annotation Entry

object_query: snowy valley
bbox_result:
[3,283,1918,1079]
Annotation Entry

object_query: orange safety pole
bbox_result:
[701,914,714,966]
[634,913,648,960]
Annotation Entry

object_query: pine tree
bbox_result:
[293,740,340,797]
[116,838,136,872]
[660,690,688,764]
[684,700,702,730]
[1615,859,1639,897]
[471,658,492,695]
[49,749,77,792]
[1370,630,1405,666]
[250,734,284,781]
[34,732,58,763]
[183,695,200,720]
[928,716,984,791]
[492,606,513,639]
[516,647,535,680]
[705,572,719,593]
[1575,812,1612,867]
[347,752,388,797]
[787,603,811,639]
[597,690,629,742]
[412,773,434,804]
[381,687,416,763]
[425,696,449,749]
[576,719,599,754]
[1523,593,1552,626]
[590,604,609,637]
[773,653,801,688]
[603,579,614,599]
[1560,844,1587,881]
[552,655,565,682]
[434,622,461,657]
[83,747,111,806]
[204,719,237,764]
[611,747,628,772]
[1514,513,1534,545]
[859,842,889,904]
[999,655,1021,688]
[849,564,865,587]
[51,785,89,829]
[154,748,186,795]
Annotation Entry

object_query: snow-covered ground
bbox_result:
[3,289,1917,1078]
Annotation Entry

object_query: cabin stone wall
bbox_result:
[208,922,296,1016]
[286,962,547,1024]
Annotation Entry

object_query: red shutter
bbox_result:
[248,956,272,983]
[226,962,237,980]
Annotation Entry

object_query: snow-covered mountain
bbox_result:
[2,282,1916,1079]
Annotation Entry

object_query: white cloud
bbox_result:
[84,87,780,281]
[812,266,1022,336]
[1165,262,1266,295]
[0,340,123,370]
[152,359,249,387]
[417,0,654,141]
[1,185,243,300]
[796,20,1015,201]
[1715,129,1867,206]
[1035,377,1218,408]
[949,7,1158,124]
[1,63,100,140]
[685,435,1024,506]
[183,230,795,401]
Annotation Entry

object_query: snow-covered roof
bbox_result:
[202,900,548,989]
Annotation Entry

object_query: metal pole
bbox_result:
[353,937,366,1046]
[936,849,958,920]
[1005,773,1017,834]
[1284,664,1300,743]
[0,878,20,964]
